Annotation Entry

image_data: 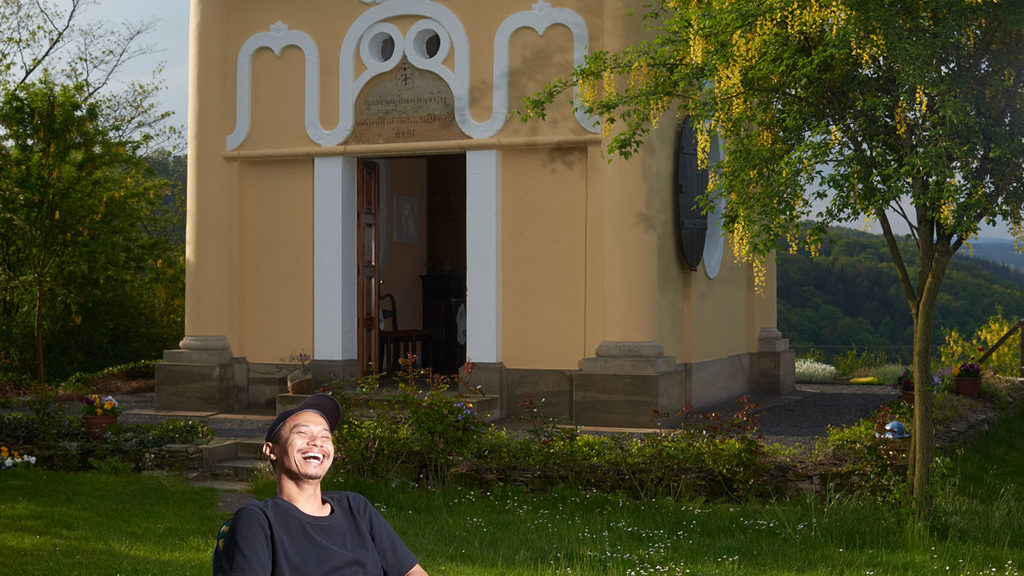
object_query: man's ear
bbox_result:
[263,441,276,461]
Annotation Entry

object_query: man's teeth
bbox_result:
[302,452,324,463]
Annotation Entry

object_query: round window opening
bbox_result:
[422,31,440,58]
[378,35,395,62]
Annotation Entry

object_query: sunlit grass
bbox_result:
[0,470,222,575]
[3,409,1023,575]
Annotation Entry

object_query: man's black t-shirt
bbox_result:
[214,491,419,576]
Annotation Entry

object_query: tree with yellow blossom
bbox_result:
[523,0,1024,515]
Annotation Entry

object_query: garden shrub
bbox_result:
[57,359,160,394]
[334,416,413,481]
[0,395,214,473]
[834,346,889,377]
[333,355,488,487]
[870,364,908,386]
[813,402,909,500]
[328,376,777,502]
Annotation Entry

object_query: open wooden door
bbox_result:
[357,160,380,375]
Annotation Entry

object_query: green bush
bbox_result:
[1,398,213,473]
[834,346,889,377]
[813,401,910,501]
[870,363,909,387]
[57,359,160,393]
[334,416,413,481]
[331,387,775,502]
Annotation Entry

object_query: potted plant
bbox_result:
[952,361,982,398]
[892,369,915,404]
[80,394,123,438]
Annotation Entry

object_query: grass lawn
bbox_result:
[0,471,224,575]
[3,409,1022,575]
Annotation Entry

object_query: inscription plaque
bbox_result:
[349,60,466,145]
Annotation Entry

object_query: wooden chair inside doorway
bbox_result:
[378,293,431,375]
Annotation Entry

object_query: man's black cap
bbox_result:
[265,393,342,443]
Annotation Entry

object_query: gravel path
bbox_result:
[691,383,899,452]
[745,383,898,451]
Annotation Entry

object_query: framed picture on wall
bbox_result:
[394,195,418,243]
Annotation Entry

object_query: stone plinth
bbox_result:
[572,341,687,427]
[162,335,233,364]
[572,370,686,427]
[579,341,676,374]
[158,335,237,412]
[155,362,230,412]
[750,328,795,394]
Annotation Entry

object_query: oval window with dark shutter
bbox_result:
[676,116,709,271]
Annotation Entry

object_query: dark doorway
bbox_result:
[364,154,466,376]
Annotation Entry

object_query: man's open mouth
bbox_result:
[301,451,324,464]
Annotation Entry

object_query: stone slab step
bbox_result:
[211,458,262,481]
[464,395,501,422]
[202,439,265,478]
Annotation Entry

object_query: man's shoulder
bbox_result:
[231,497,275,521]
[323,490,372,507]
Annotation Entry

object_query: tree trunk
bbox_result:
[33,278,45,386]
[910,305,935,514]
[907,246,952,517]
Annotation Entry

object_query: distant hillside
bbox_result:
[964,238,1023,273]
[777,227,1024,362]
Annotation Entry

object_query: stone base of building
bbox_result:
[156,336,794,427]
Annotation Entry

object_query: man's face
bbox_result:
[265,410,335,481]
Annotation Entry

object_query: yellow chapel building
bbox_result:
[157,0,794,426]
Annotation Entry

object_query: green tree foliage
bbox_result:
[778,227,1024,362]
[523,0,1024,512]
[0,1,183,384]
[0,0,178,151]
[0,79,183,384]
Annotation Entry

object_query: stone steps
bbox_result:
[202,439,266,482]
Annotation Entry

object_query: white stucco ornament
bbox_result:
[703,135,726,279]
[227,0,599,150]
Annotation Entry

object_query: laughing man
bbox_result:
[213,393,429,576]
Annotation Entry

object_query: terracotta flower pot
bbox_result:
[955,376,981,398]
[901,389,915,405]
[83,414,118,438]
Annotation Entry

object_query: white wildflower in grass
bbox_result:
[795,358,838,383]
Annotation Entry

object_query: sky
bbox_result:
[88,1,190,128]
[88,1,1017,242]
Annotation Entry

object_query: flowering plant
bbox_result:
[1,445,36,470]
[891,369,913,391]
[80,394,122,417]
[953,361,982,378]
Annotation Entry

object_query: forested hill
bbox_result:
[776,227,1024,362]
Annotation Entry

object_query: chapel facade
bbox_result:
[158,0,795,426]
